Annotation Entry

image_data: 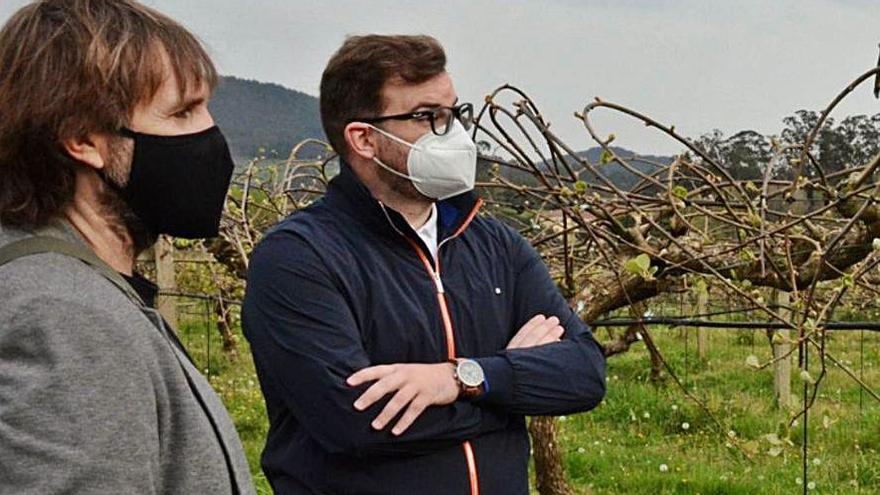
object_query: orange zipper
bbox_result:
[402,199,483,495]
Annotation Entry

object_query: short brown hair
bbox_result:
[320,34,446,161]
[0,0,217,229]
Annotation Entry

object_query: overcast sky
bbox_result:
[2,0,878,154]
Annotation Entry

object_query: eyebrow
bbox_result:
[408,96,459,113]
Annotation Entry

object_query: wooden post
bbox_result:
[696,284,709,360]
[155,235,178,328]
[773,290,791,409]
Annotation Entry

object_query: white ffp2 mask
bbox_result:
[369,119,477,200]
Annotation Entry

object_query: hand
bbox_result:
[507,314,565,349]
[347,363,459,436]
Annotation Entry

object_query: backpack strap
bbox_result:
[0,235,145,307]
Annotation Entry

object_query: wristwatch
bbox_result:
[451,358,485,400]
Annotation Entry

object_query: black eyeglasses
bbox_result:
[351,102,474,136]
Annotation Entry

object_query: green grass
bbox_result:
[558,327,880,494]
[178,319,880,494]
[178,319,272,494]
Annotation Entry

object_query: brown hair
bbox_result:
[320,34,446,161]
[0,0,217,229]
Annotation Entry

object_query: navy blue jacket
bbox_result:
[242,164,606,495]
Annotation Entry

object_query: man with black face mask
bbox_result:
[0,1,253,493]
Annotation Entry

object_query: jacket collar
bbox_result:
[325,162,482,246]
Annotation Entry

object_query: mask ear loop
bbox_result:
[367,124,426,152]
[366,124,426,183]
[372,155,425,184]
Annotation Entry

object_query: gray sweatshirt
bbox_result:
[0,221,254,494]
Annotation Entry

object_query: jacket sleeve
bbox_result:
[242,230,509,458]
[0,295,163,493]
[472,226,607,416]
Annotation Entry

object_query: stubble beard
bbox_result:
[98,136,157,256]
[375,136,431,203]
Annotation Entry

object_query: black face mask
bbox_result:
[113,125,235,239]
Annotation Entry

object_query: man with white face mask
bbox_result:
[242,35,606,495]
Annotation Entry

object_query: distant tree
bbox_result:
[695,129,771,181]
[780,110,880,181]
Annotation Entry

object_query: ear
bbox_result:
[62,133,109,171]
[343,122,378,161]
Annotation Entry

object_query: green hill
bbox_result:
[209,76,325,161]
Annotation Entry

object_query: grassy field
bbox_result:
[178,319,880,494]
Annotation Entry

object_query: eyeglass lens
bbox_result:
[432,105,474,135]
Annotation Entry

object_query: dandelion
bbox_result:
[659,464,669,472]
[681,422,690,431]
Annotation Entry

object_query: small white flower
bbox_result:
[643,412,651,419]
[671,404,678,411]
[727,430,737,438]
[577,447,586,454]
[659,464,669,473]
[808,481,816,490]
[812,458,821,466]
[681,422,690,431]
[796,477,803,485]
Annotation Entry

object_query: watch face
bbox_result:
[458,360,485,387]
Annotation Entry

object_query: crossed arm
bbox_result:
[347,314,566,435]
[243,228,606,456]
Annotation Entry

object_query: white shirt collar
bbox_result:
[415,204,439,261]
